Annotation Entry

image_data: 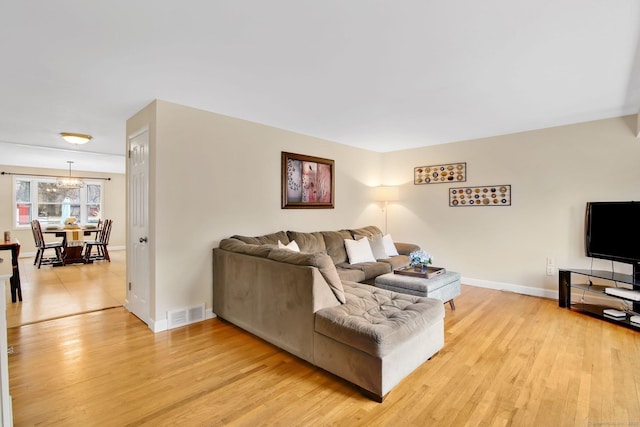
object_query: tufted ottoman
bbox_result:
[313,282,445,401]
[374,271,461,310]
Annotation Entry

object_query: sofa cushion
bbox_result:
[268,249,345,304]
[378,255,411,270]
[315,282,445,357]
[335,261,392,280]
[320,230,352,264]
[336,268,366,283]
[232,231,289,246]
[287,231,327,254]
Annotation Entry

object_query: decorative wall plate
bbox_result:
[414,162,466,184]
[449,185,511,207]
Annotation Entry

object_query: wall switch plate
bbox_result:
[547,257,555,266]
[546,266,554,276]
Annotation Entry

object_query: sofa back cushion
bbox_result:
[231,231,289,246]
[320,230,352,264]
[287,231,327,254]
[350,225,383,239]
[268,249,346,304]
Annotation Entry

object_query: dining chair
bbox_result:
[83,219,112,263]
[30,220,64,268]
[83,219,103,244]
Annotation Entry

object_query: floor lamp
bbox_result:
[373,186,399,234]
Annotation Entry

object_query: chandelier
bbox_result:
[57,161,85,189]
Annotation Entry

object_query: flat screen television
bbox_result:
[585,201,640,267]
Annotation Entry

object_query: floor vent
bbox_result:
[167,303,205,329]
[188,305,205,323]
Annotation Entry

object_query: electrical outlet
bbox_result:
[546,266,554,276]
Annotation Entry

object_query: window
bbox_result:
[13,177,104,228]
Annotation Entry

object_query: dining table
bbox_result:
[42,226,101,266]
[0,238,21,303]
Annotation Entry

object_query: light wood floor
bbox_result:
[5,251,126,327]
[7,284,640,426]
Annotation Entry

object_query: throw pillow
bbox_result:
[278,240,300,252]
[382,234,399,257]
[344,237,376,264]
[369,235,389,260]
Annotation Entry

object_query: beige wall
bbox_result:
[128,101,640,329]
[128,100,386,328]
[0,165,125,254]
[5,102,636,329]
[383,115,640,296]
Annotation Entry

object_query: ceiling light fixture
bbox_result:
[60,132,92,145]
[57,161,85,189]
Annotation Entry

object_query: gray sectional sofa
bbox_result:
[212,226,445,401]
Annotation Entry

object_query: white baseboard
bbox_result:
[463,277,633,308]
[123,303,216,333]
[151,308,217,333]
[462,277,559,299]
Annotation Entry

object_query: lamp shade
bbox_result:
[372,186,399,202]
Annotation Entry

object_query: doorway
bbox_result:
[6,252,126,327]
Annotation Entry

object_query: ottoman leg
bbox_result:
[448,300,456,310]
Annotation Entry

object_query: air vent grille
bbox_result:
[167,303,205,329]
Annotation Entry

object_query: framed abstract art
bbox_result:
[281,152,335,209]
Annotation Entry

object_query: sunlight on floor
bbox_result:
[5,250,126,327]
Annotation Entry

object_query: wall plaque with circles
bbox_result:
[449,185,511,207]
[414,162,466,184]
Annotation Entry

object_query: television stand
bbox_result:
[559,267,640,330]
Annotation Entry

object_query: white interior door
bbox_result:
[127,129,151,326]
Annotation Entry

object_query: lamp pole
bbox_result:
[384,200,389,234]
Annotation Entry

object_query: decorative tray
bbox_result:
[394,266,446,279]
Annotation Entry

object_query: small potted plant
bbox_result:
[409,250,433,272]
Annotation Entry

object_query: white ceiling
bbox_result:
[1,1,639,173]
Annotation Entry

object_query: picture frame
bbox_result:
[449,184,511,207]
[281,152,335,209]
[414,162,466,184]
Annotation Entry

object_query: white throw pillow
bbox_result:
[382,234,399,257]
[344,237,377,264]
[369,235,389,260]
[278,240,300,252]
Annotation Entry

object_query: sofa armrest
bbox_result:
[219,238,273,257]
[394,242,420,256]
[213,248,340,363]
